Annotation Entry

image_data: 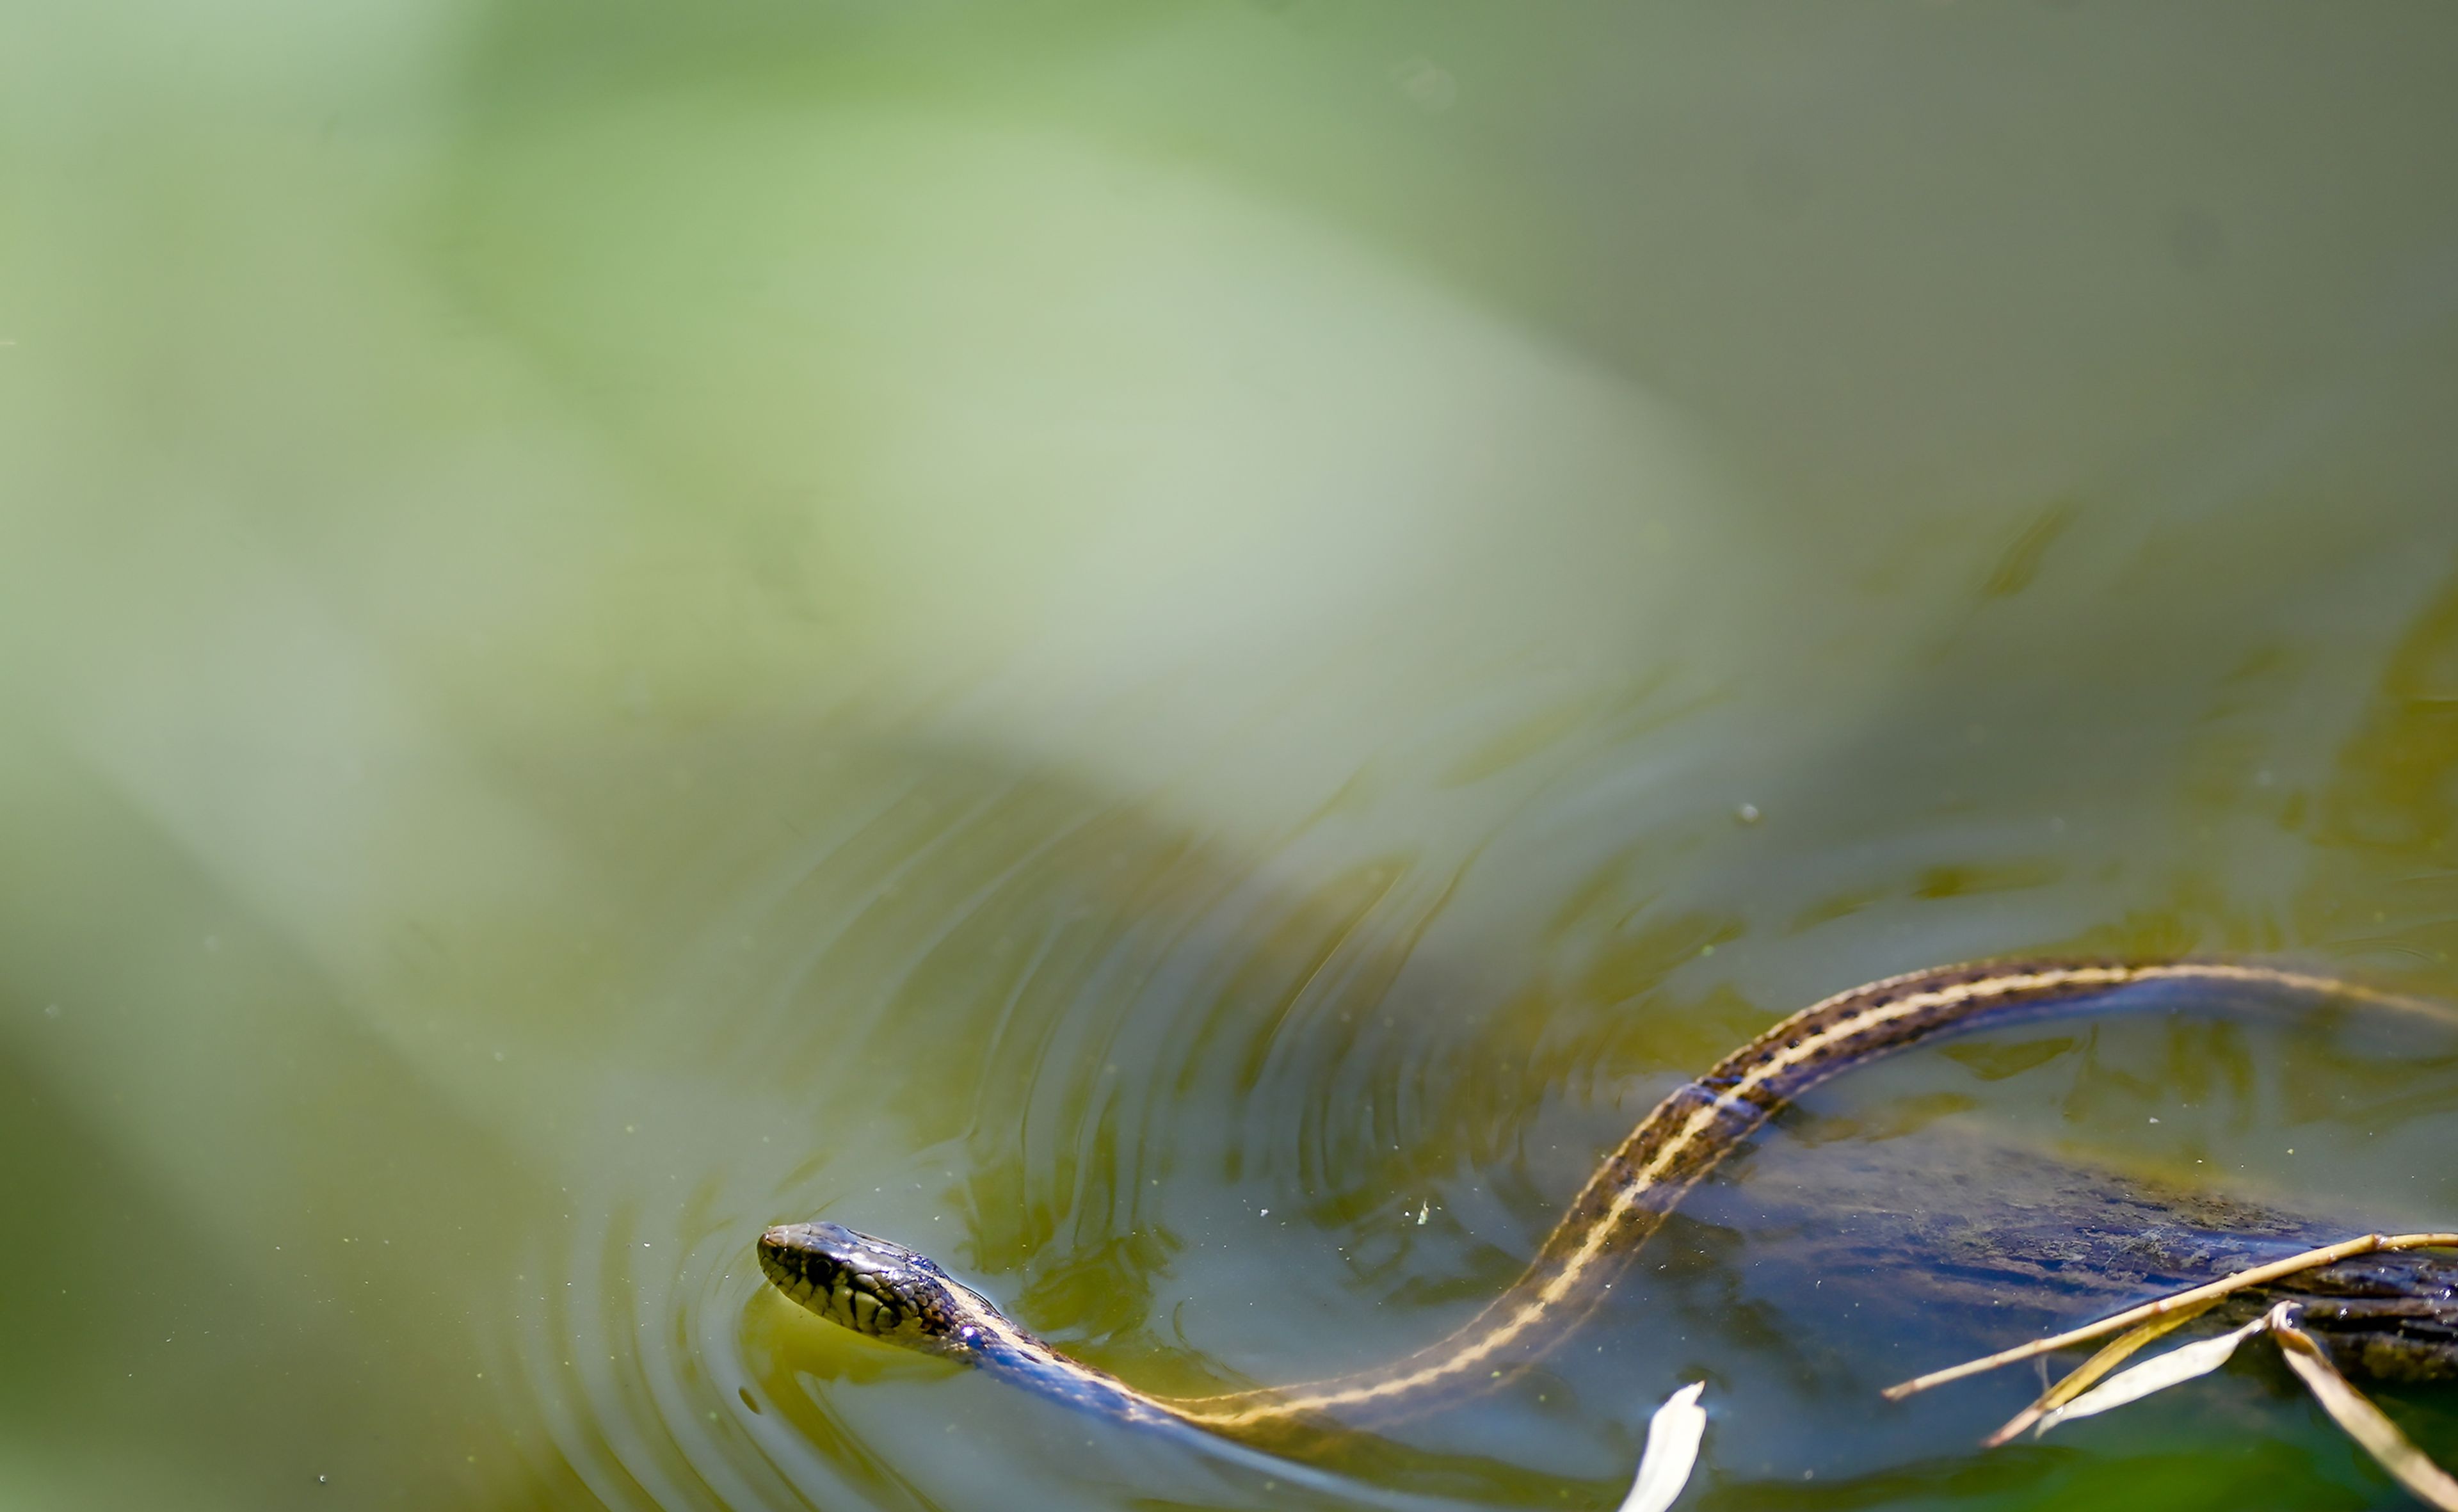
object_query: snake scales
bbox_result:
[757,959,2458,1453]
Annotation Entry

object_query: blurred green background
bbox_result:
[4,3,2458,1508]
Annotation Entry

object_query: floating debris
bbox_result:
[2271,1305,2458,1511]
[1616,1381,1707,1512]
[2034,1311,2269,1433]
[1984,1297,2219,1445]
[1884,1230,2458,1401]
[1890,1234,2458,1509]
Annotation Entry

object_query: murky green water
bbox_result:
[6,3,2458,1508]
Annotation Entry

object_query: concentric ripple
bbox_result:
[502,718,2458,1509]
[503,743,1685,1510]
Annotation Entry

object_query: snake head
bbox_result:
[758,1221,972,1353]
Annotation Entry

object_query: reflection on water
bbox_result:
[6,2,2458,1509]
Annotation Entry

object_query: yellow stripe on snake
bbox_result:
[759,960,2454,1453]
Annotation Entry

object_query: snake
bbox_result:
[756,958,2457,1453]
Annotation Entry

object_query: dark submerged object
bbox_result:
[1719,1119,2458,1383]
[759,960,2458,1452]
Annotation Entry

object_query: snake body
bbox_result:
[757,959,2452,1451]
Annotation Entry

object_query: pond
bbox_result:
[3,3,2457,1509]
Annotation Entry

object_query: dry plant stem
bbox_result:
[1980,1297,2219,1447]
[1883,1232,2458,1403]
[2272,1309,2458,1511]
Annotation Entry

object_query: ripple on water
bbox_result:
[508,753,1618,1509]
[506,735,2458,1508]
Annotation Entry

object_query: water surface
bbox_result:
[4,3,2458,1508]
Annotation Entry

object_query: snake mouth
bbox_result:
[758,1220,945,1342]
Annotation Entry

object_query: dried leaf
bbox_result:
[2272,1308,2458,1511]
[2034,1313,2271,1433]
[1986,1297,2221,1446]
[1886,1231,2458,1401]
[1617,1381,1707,1512]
